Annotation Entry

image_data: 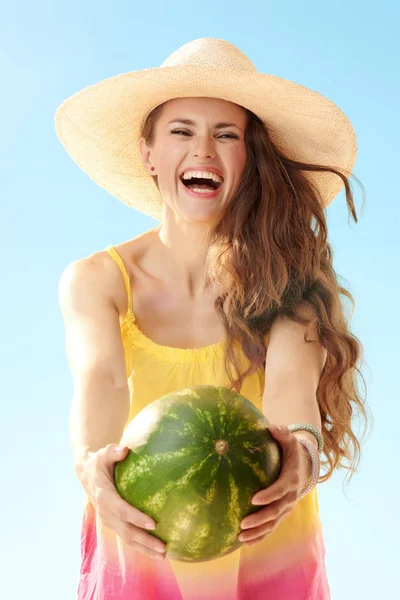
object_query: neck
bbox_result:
[150,218,216,300]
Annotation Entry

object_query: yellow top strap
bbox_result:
[105,245,132,313]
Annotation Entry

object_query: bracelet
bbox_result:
[287,422,323,500]
[296,438,320,500]
[288,423,324,453]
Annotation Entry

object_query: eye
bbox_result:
[171,129,190,136]
[170,129,239,140]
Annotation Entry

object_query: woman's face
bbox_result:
[140,97,247,225]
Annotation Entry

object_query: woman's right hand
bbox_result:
[80,444,167,561]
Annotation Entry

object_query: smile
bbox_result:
[179,176,224,199]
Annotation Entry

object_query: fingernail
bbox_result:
[145,522,156,530]
[270,425,281,431]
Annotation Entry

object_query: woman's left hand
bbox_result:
[238,424,311,547]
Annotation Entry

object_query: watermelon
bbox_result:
[114,385,282,563]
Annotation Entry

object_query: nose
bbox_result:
[192,134,215,159]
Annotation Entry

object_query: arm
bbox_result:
[262,307,328,487]
[59,257,169,559]
[58,256,130,480]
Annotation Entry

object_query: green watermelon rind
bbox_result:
[114,385,282,563]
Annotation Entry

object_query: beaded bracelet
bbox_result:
[288,423,324,500]
[288,423,324,452]
[296,438,320,500]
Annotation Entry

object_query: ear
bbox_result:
[139,137,156,176]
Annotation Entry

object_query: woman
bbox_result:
[56,38,371,599]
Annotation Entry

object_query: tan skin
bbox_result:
[103,228,227,349]
[102,97,248,349]
[79,97,314,553]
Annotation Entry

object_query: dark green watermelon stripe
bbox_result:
[143,451,219,513]
[238,454,268,483]
[115,385,282,563]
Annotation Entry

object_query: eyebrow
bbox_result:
[168,118,243,131]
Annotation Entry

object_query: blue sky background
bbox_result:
[1,1,399,598]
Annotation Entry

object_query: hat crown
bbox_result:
[161,38,257,73]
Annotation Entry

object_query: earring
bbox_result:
[150,167,155,172]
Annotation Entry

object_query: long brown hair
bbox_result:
[141,100,373,490]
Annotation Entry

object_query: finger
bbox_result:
[115,492,158,531]
[241,504,294,543]
[268,424,298,454]
[239,521,274,542]
[95,476,158,532]
[111,492,166,553]
[252,479,287,505]
[274,506,293,527]
[130,540,167,561]
[95,486,162,552]
[103,445,159,530]
[245,534,267,547]
[120,520,167,555]
[243,492,294,528]
[253,472,300,505]
[268,424,289,439]
[248,506,292,539]
[101,443,130,468]
[98,505,166,555]
[251,453,300,505]
[96,446,166,556]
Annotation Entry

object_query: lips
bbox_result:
[179,176,224,199]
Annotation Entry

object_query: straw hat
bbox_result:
[54,37,357,221]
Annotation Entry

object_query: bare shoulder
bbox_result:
[58,249,118,310]
[57,254,122,385]
[57,237,145,387]
[59,229,156,318]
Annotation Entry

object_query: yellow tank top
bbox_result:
[105,244,268,426]
[79,245,330,600]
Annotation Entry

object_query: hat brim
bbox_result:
[55,65,357,220]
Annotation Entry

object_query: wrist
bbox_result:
[73,447,95,479]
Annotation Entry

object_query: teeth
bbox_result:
[182,170,223,184]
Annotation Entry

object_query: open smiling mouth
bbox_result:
[179,175,223,195]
